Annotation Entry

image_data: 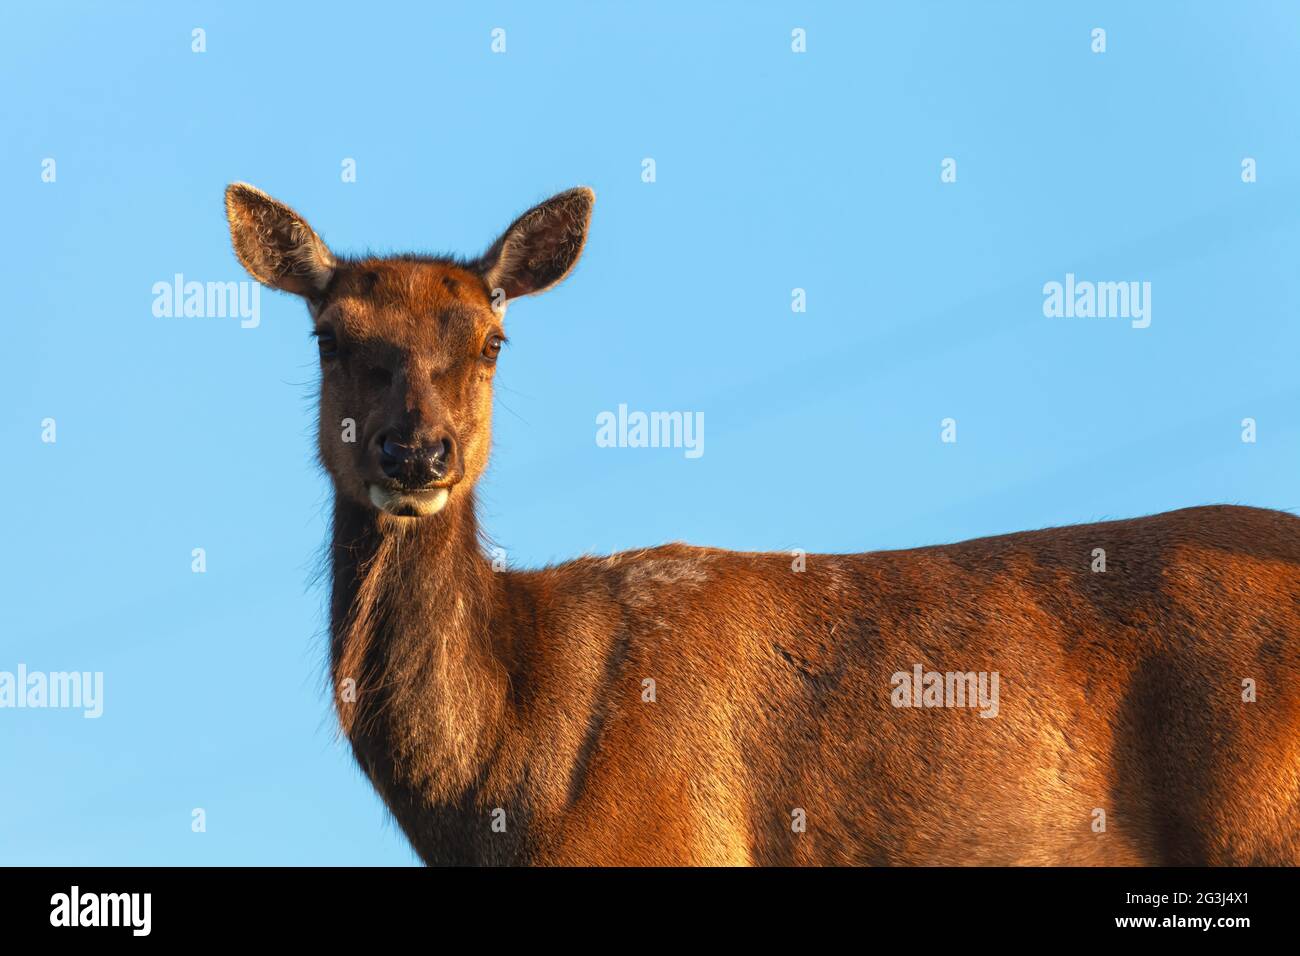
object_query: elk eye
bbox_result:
[482,334,505,361]
[317,332,338,359]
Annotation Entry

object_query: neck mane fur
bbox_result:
[328,491,512,803]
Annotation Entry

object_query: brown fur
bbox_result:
[226,184,1300,866]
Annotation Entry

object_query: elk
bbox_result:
[225,183,1300,866]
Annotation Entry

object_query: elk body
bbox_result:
[225,184,1300,866]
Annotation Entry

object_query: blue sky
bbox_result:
[2,2,1298,865]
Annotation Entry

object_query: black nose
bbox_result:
[379,435,453,488]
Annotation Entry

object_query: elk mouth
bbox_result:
[367,482,451,518]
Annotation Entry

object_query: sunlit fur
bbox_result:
[227,185,1300,866]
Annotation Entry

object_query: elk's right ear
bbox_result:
[224,183,336,297]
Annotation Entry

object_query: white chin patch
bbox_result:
[368,484,450,518]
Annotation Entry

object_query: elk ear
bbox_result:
[224,183,336,297]
[479,187,594,301]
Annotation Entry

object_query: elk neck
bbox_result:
[326,488,513,802]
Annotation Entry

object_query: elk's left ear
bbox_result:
[479,187,594,301]
[224,183,336,298]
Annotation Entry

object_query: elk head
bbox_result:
[224,184,593,520]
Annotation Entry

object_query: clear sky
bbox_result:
[2,2,1298,865]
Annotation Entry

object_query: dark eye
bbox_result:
[482,333,505,361]
[317,332,338,359]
